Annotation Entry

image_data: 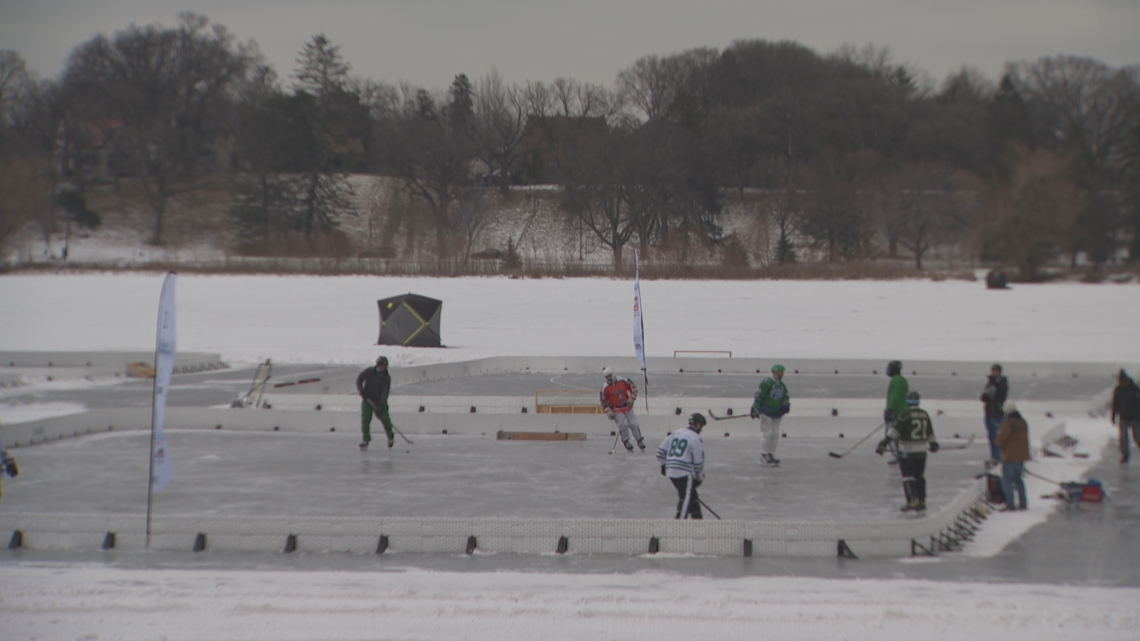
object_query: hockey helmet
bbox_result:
[376,356,389,366]
[906,390,921,406]
[771,364,786,373]
[602,367,614,378]
[689,412,707,427]
[886,360,902,377]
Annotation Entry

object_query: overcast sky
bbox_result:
[2,0,1138,90]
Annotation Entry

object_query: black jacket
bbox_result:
[981,375,1008,418]
[1114,380,1140,422]
[356,366,391,407]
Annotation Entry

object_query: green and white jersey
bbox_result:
[751,376,789,417]
[886,407,935,455]
[655,426,705,480]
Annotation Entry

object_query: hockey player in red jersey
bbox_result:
[600,367,645,452]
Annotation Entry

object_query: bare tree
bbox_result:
[473,70,526,192]
[63,13,255,245]
[887,162,972,269]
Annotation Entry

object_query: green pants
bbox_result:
[361,400,394,443]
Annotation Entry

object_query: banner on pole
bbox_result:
[151,272,176,492]
[633,250,646,371]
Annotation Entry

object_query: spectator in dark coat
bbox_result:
[981,364,1009,464]
[1112,370,1140,464]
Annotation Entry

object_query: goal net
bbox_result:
[534,389,604,414]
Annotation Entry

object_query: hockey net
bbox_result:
[534,389,605,414]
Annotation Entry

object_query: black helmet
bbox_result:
[886,360,902,377]
[906,390,921,406]
[689,412,707,427]
[376,356,388,366]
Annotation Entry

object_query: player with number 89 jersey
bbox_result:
[656,413,706,519]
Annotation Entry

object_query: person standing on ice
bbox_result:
[356,356,396,450]
[876,391,939,512]
[750,364,790,467]
[1111,370,1140,464]
[882,360,909,462]
[657,413,706,519]
[600,367,645,452]
[995,400,1029,511]
[980,363,1009,465]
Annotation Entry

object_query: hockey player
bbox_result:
[356,356,396,450]
[656,413,706,519]
[882,360,909,463]
[750,364,791,466]
[600,367,645,452]
[876,391,939,512]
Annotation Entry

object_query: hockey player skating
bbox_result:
[876,391,939,512]
[656,413,706,519]
[600,367,645,452]
[882,360,909,463]
[750,364,790,467]
[356,356,396,450]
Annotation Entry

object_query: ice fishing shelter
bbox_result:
[377,293,443,347]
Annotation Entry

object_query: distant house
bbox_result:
[516,115,610,185]
[56,119,126,182]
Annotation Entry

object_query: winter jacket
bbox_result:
[995,412,1031,463]
[356,366,391,407]
[600,377,638,413]
[981,375,1009,418]
[1113,379,1140,422]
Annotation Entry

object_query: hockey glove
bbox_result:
[660,466,666,476]
[605,409,615,419]
[874,439,889,456]
[779,403,790,416]
[750,408,759,419]
[883,410,895,425]
[928,441,940,453]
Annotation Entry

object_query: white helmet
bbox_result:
[602,367,613,378]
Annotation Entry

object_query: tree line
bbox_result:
[1,13,1138,278]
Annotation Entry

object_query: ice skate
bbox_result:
[359,441,369,451]
[387,435,395,449]
[761,452,779,467]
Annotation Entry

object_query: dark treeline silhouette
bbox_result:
[2,13,1138,278]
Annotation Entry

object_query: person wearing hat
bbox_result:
[995,400,1029,510]
[656,413,707,519]
[876,390,939,512]
[981,363,1009,465]
[599,367,645,452]
[355,356,396,450]
[750,364,791,467]
[1112,370,1140,464]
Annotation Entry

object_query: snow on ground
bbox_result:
[3,563,1138,641]
[2,273,1140,640]
[2,273,1139,367]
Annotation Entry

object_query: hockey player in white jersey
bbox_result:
[656,412,706,519]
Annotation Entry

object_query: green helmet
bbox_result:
[771,364,786,373]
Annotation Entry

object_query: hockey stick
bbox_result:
[708,409,751,421]
[367,400,414,445]
[941,434,976,450]
[698,498,722,520]
[828,422,885,459]
[608,412,628,455]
